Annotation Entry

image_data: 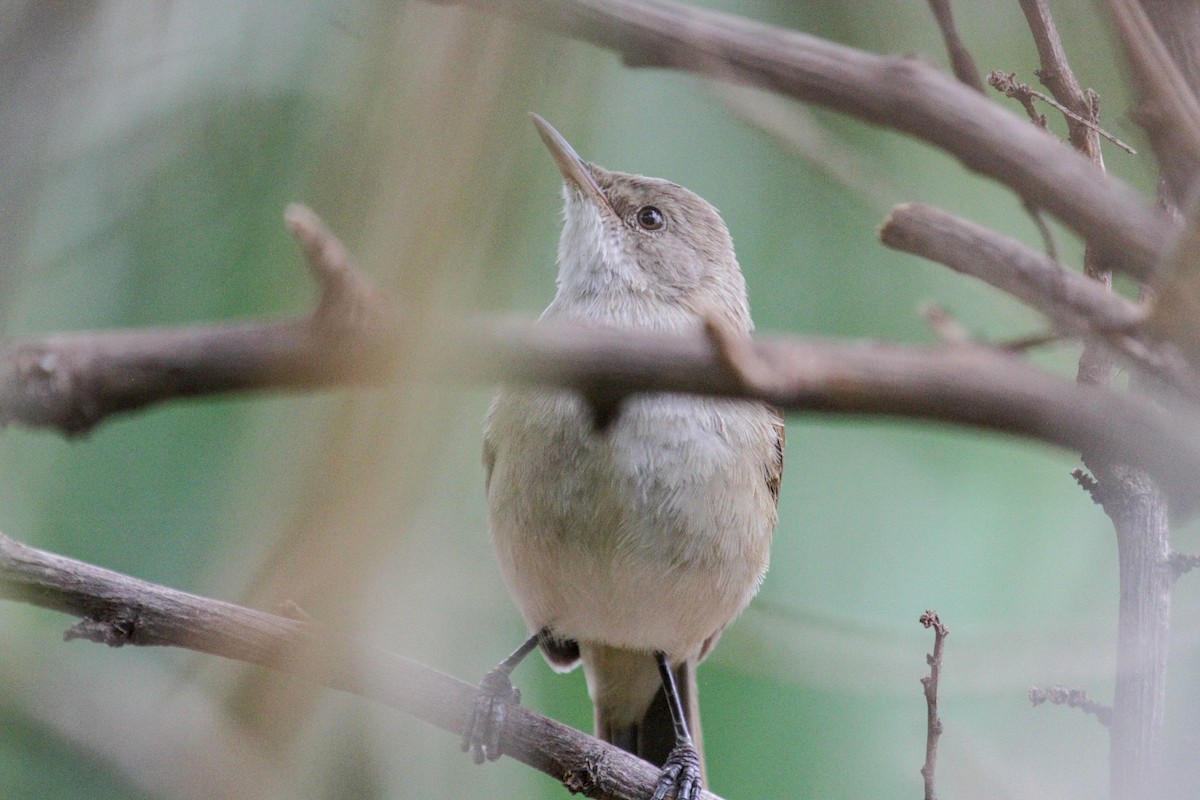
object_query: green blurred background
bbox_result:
[2,1,1197,798]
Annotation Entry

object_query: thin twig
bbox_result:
[995,330,1069,353]
[1017,0,1102,159]
[919,611,949,800]
[987,71,1136,153]
[1029,685,1112,726]
[1022,200,1060,262]
[924,0,985,92]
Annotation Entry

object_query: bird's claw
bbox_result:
[461,667,521,763]
[650,742,703,800]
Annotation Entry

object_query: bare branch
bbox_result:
[987,72,1134,154]
[0,531,722,800]
[0,205,397,435]
[880,203,1142,333]
[6,206,1200,516]
[1023,200,1060,262]
[430,0,1174,282]
[919,611,949,800]
[880,204,1200,397]
[1029,685,1113,726]
[924,0,985,93]
[1108,0,1200,202]
[1017,0,1103,159]
[449,318,1200,513]
[988,70,1047,126]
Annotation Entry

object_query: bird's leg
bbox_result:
[650,651,703,800]
[461,629,544,763]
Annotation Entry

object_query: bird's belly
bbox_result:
[486,389,774,659]
[506,537,763,657]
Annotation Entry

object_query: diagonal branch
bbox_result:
[0,531,719,800]
[431,0,1175,282]
[879,204,1200,396]
[880,203,1142,333]
[1108,0,1200,202]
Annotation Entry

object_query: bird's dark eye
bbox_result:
[635,206,665,231]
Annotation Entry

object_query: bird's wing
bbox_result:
[766,407,785,506]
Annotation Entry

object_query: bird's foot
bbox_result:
[461,667,521,763]
[651,742,703,800]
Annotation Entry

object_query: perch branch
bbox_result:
[0,531,719,800]
[430,0,1175,282]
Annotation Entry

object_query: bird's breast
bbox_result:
[484,388,777,655]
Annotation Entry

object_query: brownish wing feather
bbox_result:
[766,407,785,505]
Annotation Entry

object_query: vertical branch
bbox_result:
[1100,469,1173,800]
[1016,0,1113,382]
[919,611,949,800]
[1017,4,1177,798]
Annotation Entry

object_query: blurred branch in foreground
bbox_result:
[4,207,1200,513]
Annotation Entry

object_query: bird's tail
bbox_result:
[585,645,705,779]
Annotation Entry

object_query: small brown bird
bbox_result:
[464,115,784,800]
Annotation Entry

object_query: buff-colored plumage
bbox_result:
[484,116,784,778]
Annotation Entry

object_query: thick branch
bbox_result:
[0,206,397,435]
[880,203,1141,333]
[7,207,1200,514]
[1108,0,1200,203]
[435,0,1174,282]
[0,531,716,800]
[449,319,1200,511]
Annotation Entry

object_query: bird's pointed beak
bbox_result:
[530,113,613,212]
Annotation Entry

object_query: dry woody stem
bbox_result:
[919,611,949,800]
[0,531,724,800]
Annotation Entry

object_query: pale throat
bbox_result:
[543,198,662,326]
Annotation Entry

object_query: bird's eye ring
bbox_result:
[634,206,665,231]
